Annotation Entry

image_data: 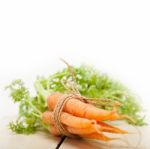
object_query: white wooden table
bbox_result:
[0,117,150,149]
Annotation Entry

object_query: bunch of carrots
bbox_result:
[42,92,128,141]
[7,60,143,142]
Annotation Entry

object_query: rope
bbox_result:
[53,94,79,137]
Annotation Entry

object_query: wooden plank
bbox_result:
[1,117,150,149]
[60,123,150,149]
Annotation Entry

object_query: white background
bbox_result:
[0,1,150,123]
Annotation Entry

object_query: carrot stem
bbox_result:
[34,79,49,99]
[27,99,42,115]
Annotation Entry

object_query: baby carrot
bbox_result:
[42,111,127,135]
[42,111,96,129]
[99,121,128,134]
[50,125,98,136]
[47,92,122,121]
[50,125,61,136]
[80,133,116,141]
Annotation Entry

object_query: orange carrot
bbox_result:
[50,125,98,136]
[66,123,127,135]
[99,121,128,134]
[42,111,127,136]
[42,111,96,129]
[47,92,121,121]
[50,125,61,136]
[42,111,55,124]
[50,125,119,141]
[80,133,116,141]
[66,126,99,135]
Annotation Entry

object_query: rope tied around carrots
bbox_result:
[52,92,120,137]
[53,93,91,137]
[53,94,76,137]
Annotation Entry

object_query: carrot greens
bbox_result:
[6,80,47,134]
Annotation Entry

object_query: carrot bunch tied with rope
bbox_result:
[41,92,128,141]
[6,59,145,141]
[35,59,130,141]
